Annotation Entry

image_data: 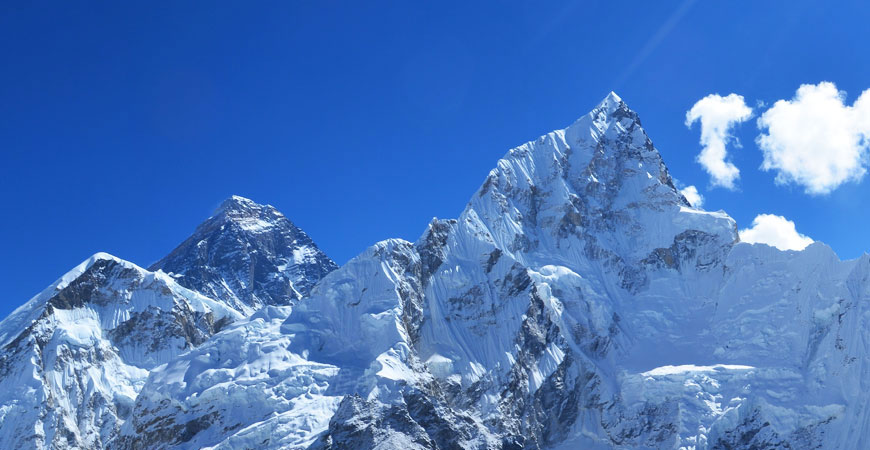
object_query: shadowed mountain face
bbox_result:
[150,195,338,315]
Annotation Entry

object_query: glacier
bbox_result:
[3,92,870,449]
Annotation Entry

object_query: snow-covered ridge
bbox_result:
[0,252,117,348]
[0,252,245,449]
[0,252,240,349]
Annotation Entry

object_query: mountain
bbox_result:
[0,197,337,450]
[0,254,242,449]
[150,195,338,315]
[118,93,862,449]
[6,93,870,449]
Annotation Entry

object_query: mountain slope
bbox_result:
[0,253,242,449]
[116,240,443,449]
[150,195,338,315]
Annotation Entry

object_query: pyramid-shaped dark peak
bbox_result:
[151,197,338,313]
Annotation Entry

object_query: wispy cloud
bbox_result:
[686,94,753,190]
[614,0,696,87]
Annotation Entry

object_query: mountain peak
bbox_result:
[217,194,262,209]
[547,92,644,157]
[24,252,131,311]
[466,92,736,276]
[0,251,242,448]
[218,194,256,210]
[599,90,624,110]
[151,196,337,312]
[206,195,294,237]
[215,195,280,218]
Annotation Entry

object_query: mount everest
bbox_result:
[2,92,868,449]
[150,196,338,315]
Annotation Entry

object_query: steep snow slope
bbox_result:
[0,253,242,449]
[151,195,338,315]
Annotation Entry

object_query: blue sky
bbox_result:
[2,1,870,318]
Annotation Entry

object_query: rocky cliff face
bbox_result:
[5,93,870,449]
[150,195,338,315]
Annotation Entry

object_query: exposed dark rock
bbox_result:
[150,196,337,311]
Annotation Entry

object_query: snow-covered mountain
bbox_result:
[0,254,242,449]
[0,198,337,449]
[112,92,870,449]
[4,93,870,449]
[151,195,338,315]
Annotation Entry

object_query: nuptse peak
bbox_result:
[1,93,866,449]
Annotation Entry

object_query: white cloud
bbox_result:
[679,185,704,208]
[756,82,870,195]
[738,214,814,251]
[686,93,753,190]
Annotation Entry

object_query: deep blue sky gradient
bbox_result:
[2,1,870,318]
